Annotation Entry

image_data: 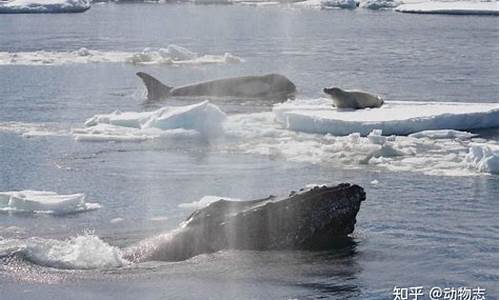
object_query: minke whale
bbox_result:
[124,183,365,262]
[136,72,296,101]
[323,87,384,109]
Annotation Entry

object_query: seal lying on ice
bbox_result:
[137,72,296,101]
[125,183,366,262]
[323,87,384,109]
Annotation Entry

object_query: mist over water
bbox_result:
[0,3,498,300]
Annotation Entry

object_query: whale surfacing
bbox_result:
[137,72,296,102]
[323,87,384,109]
[125,183,365,262]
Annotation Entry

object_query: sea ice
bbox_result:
[359,0,398,9]
[178,195,241,209]
[0,0,90,13]
[293,0,357,8]
[0,45,242,66]
[75,101,226,142]
[464,144,499,174]
[273,98,498,136]
[0,190,101,215]
[223,110,499,176]
[408,129,477,140]
[394,1,499,15]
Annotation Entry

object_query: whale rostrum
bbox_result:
[125,183,366,262]
[136,72,297,102]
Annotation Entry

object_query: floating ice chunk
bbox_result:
[0,190,100,215]
[237,1,281,6]
[191,0,232,4]
[0,0,90,14]
[305,183,329,189]
[274,99,498,136]
[293,0,357,8]
[178,195,241,209]
[367,129,387,145]
[84,110,151,128]
[359,0,398,9]
[409,129,477,140]
[0,121,68,137]
[0,234,127,269]
[464,145,499,174]
[322,0,357,9]
[76,101,225,142]
[394,1,499,15]
[142,101,226,135]
[0,46,242,66]
[361,143,405,164]
[126,45,242,65]
[224,110,498,176]
[165,44,198,61]
[110,217,124,224]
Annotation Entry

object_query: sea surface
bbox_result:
[0,3,498,299]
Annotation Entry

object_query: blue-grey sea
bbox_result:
[0,3,498,299]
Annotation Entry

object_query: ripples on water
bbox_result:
[0,3,498,300]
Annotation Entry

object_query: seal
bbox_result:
[124,183,366,262]
[323,87,384,109]
[137,72,296,102]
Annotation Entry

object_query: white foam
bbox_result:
[0,0,90,13]
[0,190,100,215]
[74,101,225,142]
[178,195,241,209]
[0,45,243,66]
[223,111,499,176]
[273,98,498,136]
[0,234,128,269]
[394,1,499,15]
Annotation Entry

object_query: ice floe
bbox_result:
[0,190,100,215]
[0,234,127,269]
[408,129,478,139]
[394,1,499,15]
[74,101,226,142]
[0,0,90,14]
[359,0,399,9]
[223,108,499,176]
[464,144,499,174]
[0,45,242,66]
[6,99,498,176]
[273,98,498,136]
[0,121,68,138]
[178,195,241,209]
[292,0,358,9]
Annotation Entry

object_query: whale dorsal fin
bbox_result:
[136,72,173,101]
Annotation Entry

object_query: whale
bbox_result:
[136,72,296,102]
[124,183,365,262]
[323,87,384,109]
